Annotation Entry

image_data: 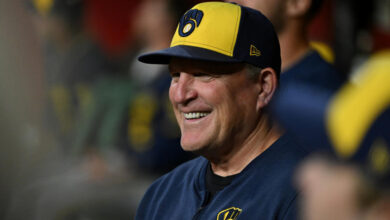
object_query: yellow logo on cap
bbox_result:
[179,9,204,37]
[250,45,261,56]
[171,2,242,57]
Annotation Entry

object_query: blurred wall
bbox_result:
[0,0,46,217]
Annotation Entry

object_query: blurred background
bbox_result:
[0,0,388,219]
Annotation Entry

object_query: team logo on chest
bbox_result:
[178,9,204,37]
[216,207,242,220]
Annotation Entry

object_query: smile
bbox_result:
[183,112,210,119]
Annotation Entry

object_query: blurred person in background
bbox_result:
[304,1,390,217]
[232,0,345,92]
[270,0,390,215]
[28,0,110,150]
[4,0,147,219]
[274,77,390,219]
[125,0,197,175]
[26,0,137,157]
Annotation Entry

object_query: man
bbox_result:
[270,45,390,219]
[275,83,390,219]
[135,2,307,219]
[233,0,344,91]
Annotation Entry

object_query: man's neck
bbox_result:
[278,21,311,72]
[208,118,283,177]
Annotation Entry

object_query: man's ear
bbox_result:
[256,67,278,111]
[286,0,311,18]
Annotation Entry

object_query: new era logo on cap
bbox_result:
[250,45,261,56]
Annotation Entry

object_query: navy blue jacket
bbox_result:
[281,50,344,92]
[135,135,308,220]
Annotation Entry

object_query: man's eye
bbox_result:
[194,72,214,80]
[193,72,208,77]
[170,72,180,78]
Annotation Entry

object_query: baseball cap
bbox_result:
[138,1,281,74]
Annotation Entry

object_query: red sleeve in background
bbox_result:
[308,0,334,45]
[84,0,142,57]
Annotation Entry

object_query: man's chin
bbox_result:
[181,141,207,155]
[181,143,201,153]
[181,143,219,161]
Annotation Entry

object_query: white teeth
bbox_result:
[184,112,209,119]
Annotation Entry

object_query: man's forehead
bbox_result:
[168,57,245,74]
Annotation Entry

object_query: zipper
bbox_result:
[192,191,211,220]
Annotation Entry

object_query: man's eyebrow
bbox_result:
[169,72,180,78]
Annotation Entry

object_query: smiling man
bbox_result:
[135,2,307,219]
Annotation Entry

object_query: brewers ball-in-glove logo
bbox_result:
[179,9,204,37]
[217,207,242,220]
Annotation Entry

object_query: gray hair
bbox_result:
[245,64,262,80]
[245,64,280,85]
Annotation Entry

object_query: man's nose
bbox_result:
[171,73,197,105]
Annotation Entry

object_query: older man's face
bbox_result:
[168,58,261,155]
